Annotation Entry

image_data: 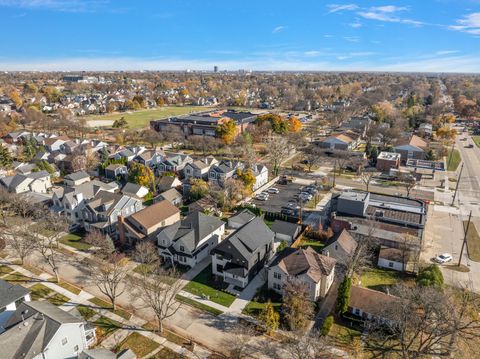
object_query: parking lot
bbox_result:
[249,180,323,217]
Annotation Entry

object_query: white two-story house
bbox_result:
[267,247,336,301]
[0,279,31,330]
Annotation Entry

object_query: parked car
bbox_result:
[281,208,294,215]
[256,193,269,201]
[434,253,453,263]
[466,144,474,148]
[267,187,280,194]
[299,192,313,200]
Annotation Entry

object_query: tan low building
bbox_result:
[118,199,180,245]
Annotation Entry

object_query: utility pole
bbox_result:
[451,162,464,206]
[333,160,337,188]
[458,210,472,267]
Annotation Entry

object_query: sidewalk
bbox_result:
[226,270,266,315]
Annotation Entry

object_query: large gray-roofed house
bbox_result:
[0,301,95,359]
[227,209,256,229]
[211,216,274,289]
[157,211,225,268]
[0,279,31,328]
[64,170,90,186]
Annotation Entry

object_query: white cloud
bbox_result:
[323,34,334,38]
[0,54,479,73]
[0,0,109,12]
[349,22,362,28]
[450,13,480,35]
[304,51,321,57]
[272,26,286,33]
[343,36,360,42]
[436,50,459,55]
[327,4,359,13]
[328,3,424,26]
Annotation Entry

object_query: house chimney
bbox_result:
[117,215,126,246]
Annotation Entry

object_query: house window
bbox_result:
[354,309,360,316]
[14,297,25,307]
[74,345,79,352]
[274,272,282,280]
[62,338,68,346]
[335,244,338,250]
[389,262,394,268]
[180,246,185,252]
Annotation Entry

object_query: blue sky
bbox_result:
[0,0,479,72]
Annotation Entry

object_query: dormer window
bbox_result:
[180,245,185,252]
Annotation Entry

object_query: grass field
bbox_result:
[473,136,480,148]
[465,221,480,262]
[86,106,211,129]
[242,285,282,318]
[183,265,236,307]
[88,297,132,320]
[151,347,185,359]
[115,332,160,358]
[447,149,461,171]
[299,239,325,253]
[175,295,223,316]
[359,267,415,292]
[60,232,92,251]
[93,316,123,342]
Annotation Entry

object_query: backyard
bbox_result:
[183,265,236,307]
[359,267,415,293]
[115,332,160,358]
[86,105,211,129]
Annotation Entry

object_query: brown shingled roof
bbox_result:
[128,199,179,230]
[349,286,398,317]
[273,247,336,283]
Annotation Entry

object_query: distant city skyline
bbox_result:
[0,0,479,72]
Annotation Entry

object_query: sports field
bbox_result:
[86,105,212,129]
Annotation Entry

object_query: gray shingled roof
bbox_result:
[271,220,301,237]
[0,279,30,309]
[64,170,90,181]
[0,301,83,359]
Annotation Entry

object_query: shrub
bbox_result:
[336,276,352,314]
[417,264,444,288]
[321,315,334,336]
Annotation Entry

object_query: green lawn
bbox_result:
[55,281,82,295]
[465,221,480,262]
[447,149,461,171]
[473,136,480,148]
[151,347,186,359]
[77,305,97,320]
[183,265,236,307]
[115,332,160,358]
[47,292,70,306]
[86,105,212,129]
[328,321,362,348]
[359,267,414,293]
[29,283,54,300]
[4,272,31,283]
[60,232,92,251]
[88,297,132,320]
[0,265,14,276]
[175,295,223,316]
[93,316,123,342]
[299,239,325,253]
[242,285,282,318]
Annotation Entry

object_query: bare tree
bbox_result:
[133,239,158,266]
[1,220,37,264]
[346,222,376,277]
[271,330,330,359]
[360,170,378,192]
[34,215,68,283]
[131,264,183,333]
[282,278,314,331]
[364,285,480,358]
[90,252,128,310]
[84,230,115,258]
[267,135,290,176]
[399,173,416,197]
[222,322,258,359]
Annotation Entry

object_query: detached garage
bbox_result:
[378,246,408,272]
[271,220,302,244]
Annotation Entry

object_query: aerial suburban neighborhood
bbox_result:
[1,1,480,359]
